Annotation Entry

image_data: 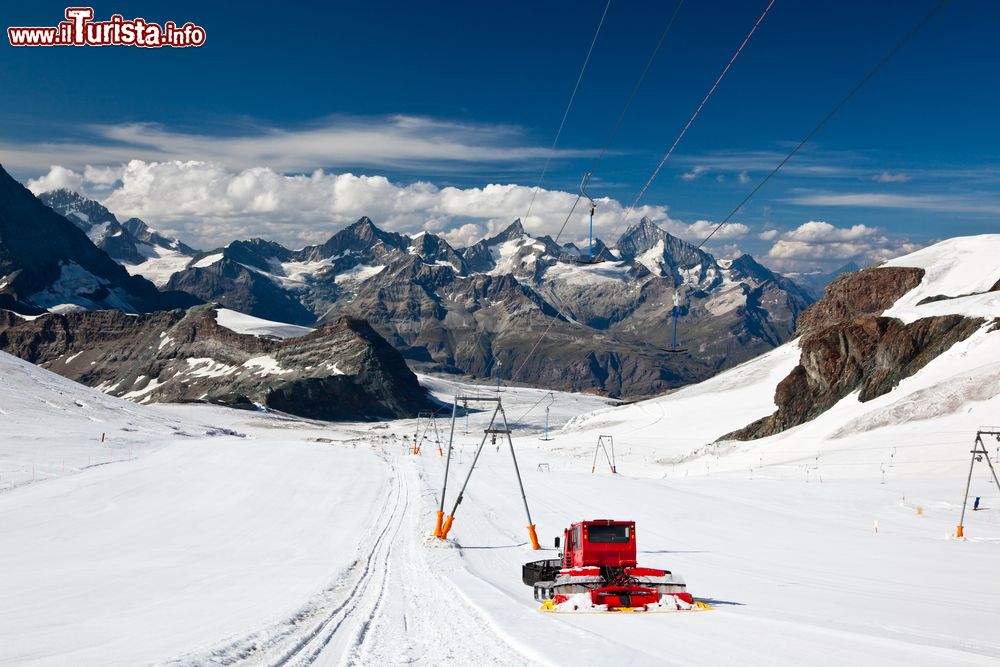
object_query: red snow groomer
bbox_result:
[523,520,706,613]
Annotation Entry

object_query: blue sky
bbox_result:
[3,0,997,271]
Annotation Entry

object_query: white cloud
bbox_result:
[757,229,778,241]
[783,220,881,243]
[764,220,921,272]
[712,244,744,260]
[787,192,1000,215]
[680,166,708,182]
[82,164,123,185]
[738,170,750,184]
[872,171,911,183]
[1,115,590,174]
[26,165,82,194]
[768,240,873,261]
[679,219,750,240]
[440,223,486,248]
[29,160,695,251]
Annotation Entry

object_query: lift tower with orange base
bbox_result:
[433,395,540,550]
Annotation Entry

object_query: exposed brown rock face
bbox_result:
[795,266,924,335]
[723,265,985,441]
[0,305,436,420]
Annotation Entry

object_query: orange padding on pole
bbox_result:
[433,511,444,537]
[439,514,455,539]
[956,524,964,538]
[527,524,540,550]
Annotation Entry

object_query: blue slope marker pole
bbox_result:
[671,292,681,351]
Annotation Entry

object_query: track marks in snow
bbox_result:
[162,459,407,666]
[348,460,533,666]
[274,462,408,666]
[164,454,531,666]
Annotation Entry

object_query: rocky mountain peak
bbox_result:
[490,218,525,244]
[351,216,377,234]
[38,188,196,265]
[614,217,717,285]
[0,164,199,315]
[310,217,408,260]
[39,189,120,244]
[728,253,773,281]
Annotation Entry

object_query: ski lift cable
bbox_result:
[511,0,776,386]
[465,0,612,381]
[585,0,776,265]
[551,0,686,246]
[477,1,684,387]
[695,0,950,251]
[513,390,556,424]
[521,0,612,228]
[510,0,948,398]
[619,0,776,232]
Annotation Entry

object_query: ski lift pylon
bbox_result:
[578,172,598,264]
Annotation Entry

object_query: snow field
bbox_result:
[214,307,315,339]
[5,232,1000,665]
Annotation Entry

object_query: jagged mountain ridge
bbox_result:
[40,188,200,288]
[29,183,814,397]
[159,216,813,397]
[0,167,198,315]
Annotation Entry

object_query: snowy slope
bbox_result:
[0,353,391,665]
[883,235,1000,323]
[5,235,1000,666]
[0,351,210,491]
[214,307,315,338]
[122,242,194,287]
[383,237,1000,665]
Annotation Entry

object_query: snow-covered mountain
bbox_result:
[22,176,815,397]
[562,234,1000,458]
[0,166,198,315]
[161,216,813,397]
[39,189,198,287]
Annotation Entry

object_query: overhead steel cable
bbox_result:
[695,0,950,250]
[552,0,686,246]
[510,0,948,422]
[521,0,612,228]
[511,0,776,388]
[469,0,612,377]
[587,0,776,263]
[510,1,689,395]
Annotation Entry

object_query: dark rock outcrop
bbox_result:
[724,265,983,441]
[795,266,924,335]
[0,305,436,420]
[165,257,315,325]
